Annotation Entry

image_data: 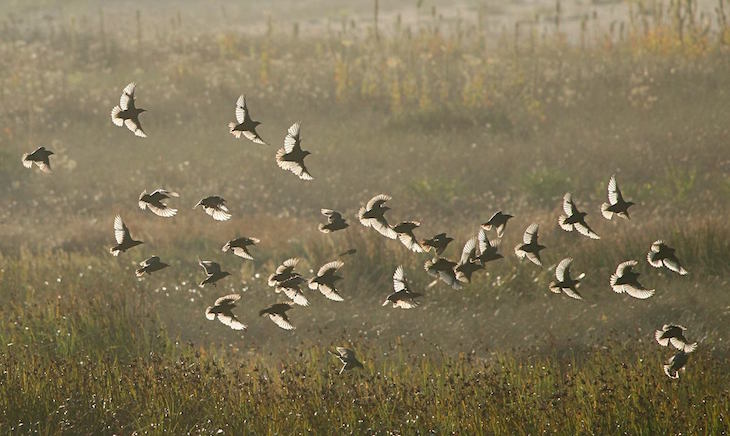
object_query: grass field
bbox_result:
[1,0,729,433]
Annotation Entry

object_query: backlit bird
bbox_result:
[393,221,424,252]
[424,257,462,290]
[222,236,260,260]
[22,146,54,173]
[481,211,513,238]
[194,196,232,221]
[601,175,634,220]
[549,257,585,300]
[135,256,169,277]
[455,237,483,284]
[610,260,655,299]
[421,233,454,255]
[655,324,697,352]
[109,215,143,256]
[276,122,313,181]
[358,194,397,239]
[111,82,147,138]
[228,95,266,144]
[329,347,364,374]
[477,228,503,264]
[198,260,231,287]
[663,349,692,379]
[268,258,308,306]
[514,223,545,267]
[647,240,688,275]
[558,193,600,239]
[205,294,247,331]
[383,265,422,308]
[308,260,345,301]
[319,209,349,233]
[259,303,295,330]
[138,189,179,218]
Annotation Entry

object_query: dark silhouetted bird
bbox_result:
[319,209,349,233]
[268,258,300,287]
[222,236,260,260]
[424,257,462,290]
[647,240,688,275]
[198,260,231,287]
[477,228,503,264]
[655,324,697,352]
[135,256,169,277]
[259,303,295,330]
[358,194,397,239]
[663,349,692,379]
[228,95,266,144]
[111,82,147,138]
[514,223,545,267]
[338,248,357,257]
[383,265,422,308]
[549,257,585,300]
[455,238,483,284]
[559,193,600,239]
[329,347,364,374]
[110,215,143,256]
[481,211,513,238]
[22,146,53,173]
[308,260,345,301]
[610,260,655,299]
[138,189,179,218]
[601,175,634,220]
[205,294,246,331]
[268,258,308,306]
[393,221,424,253]
[421,233,454,255]
[194,196,231,221]
[276,122,313,180]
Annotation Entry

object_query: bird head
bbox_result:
[303,150,312,156]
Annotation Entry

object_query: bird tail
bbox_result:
[600,202,613,220]
[135,268,146,277]
[318,223,330,233]
[663,364,679,379]
[110,247,120,257]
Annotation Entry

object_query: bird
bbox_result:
[194,196,232,221]
[22,146,53,173]
[383,265,422,308]
[138,189,179,218]
[268,258,309,306]
[601,174,634,220]
[358,194,397,239]
[308,260,345,301]
[392,221,424,252]
[259,303,295,330]
[647,240,688,275]
[455,237,483,284]
[205,294,246,331]
[222,236,260,260]
[267,258,300,287]
[276,122,313,181]
[558,193,600,239]
[514,223,545,267]
[135,256,169,277]
[421,233,454,255]
[109,215,143,256]
[610,260,655,299]
[481,211,513,238]
[318,209,349,233]
[477,228,503,264]
[655,325,698,352]
[111,82,146,138]
[329,347,364,374]
[198,260,231,287]
[228,95,266,144]
[549,257,585,300]
[338,248,357,257]
[663,349,691,379]
[424,257,462,290]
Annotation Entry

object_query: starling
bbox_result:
[424,257,462,290]
[558,193,600,239]
[268,258,308,306]
[358,194,397,239]
[22,146,53,173]
[205,294,247,331]
[655,325,698,352]
[276,122,313,181]
[610,260,655,299]
[421,233,454,255]
[481,211,513,238]
[308,260,345,302]
[601,174,634,220]
[267,258,300,287]
[455,237,483,284]
[477,228,503,264]
[319,209,349,233]
[647,240,688,275]
[514,223,545,267]
[392,221,424,253]
[138,189,179,218]
[663,349,692,379]
[228,95,266,144]
[194,196,232,221]
[135,256,169,277]
[109,215,143,256]
[198,260,231,287]
[329,347,364,374]
[259,303,295,330]
[383,265,422,308]
[222,236,260,260]
[111,82,147,138]
[549,257,586,300]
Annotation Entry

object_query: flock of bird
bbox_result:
[20,82,697,377]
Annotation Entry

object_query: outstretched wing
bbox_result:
[214,293,241,306]
[393,265,407,292]
[283,122,301,153]
[366,194,391,210]
[199,260,221,275]
[555,257,572,282]
[523,223,539,244]
[575,221,600,240]
[317,260,344,277]
[235,95,247,124]
[607,174,622,204]
[113,215,130,244]
[562,193,577,216]
[120,82,136,111]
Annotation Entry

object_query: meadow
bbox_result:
[1,0,729,433]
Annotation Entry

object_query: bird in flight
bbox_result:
[138,189,179,218]
[601,174,634,220]
[610,260,655,299]
[228,95,266,144]
[655,324,697,352]
[481,211,513,238]
[22,146,54,173]
[514,223,545,267]
[268,258,309,306]
[205,294,246,331]
[259,303,295,330]
[358,194,397,239]
[110,215,143,256]
[135,256,169,277]
[194,196,232,221]
[318,209,349,233]
[663,349,692,379]
[222,236,260,260]
[647,240,688,275]
[392,221,425,253]
[424,257,462,290]
[454,237,483,284]
[198,260,231,287]
[276,122,313,181]
[329,347,364,374]
[383,265,422,308]
[558,193,600,239]
[549,257,585,300]
[421,233,454,256]
[111,82,147,138]
[477,228,503,264]
[308,260,345,301]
